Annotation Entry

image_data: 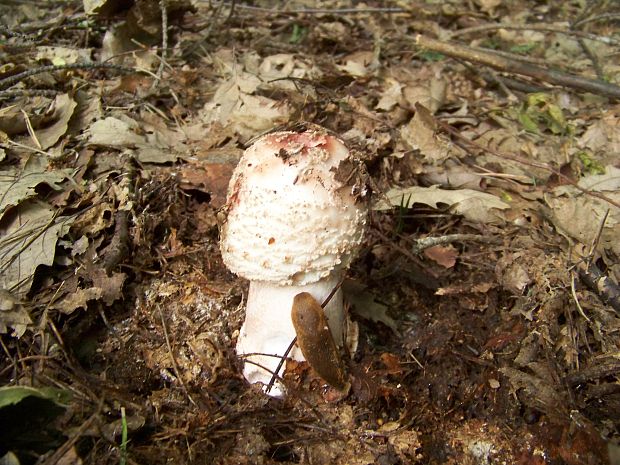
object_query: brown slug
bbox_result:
[291,292,349,392]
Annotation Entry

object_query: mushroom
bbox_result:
[220,127,368,396]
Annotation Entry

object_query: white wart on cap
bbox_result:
[220,128,367,396]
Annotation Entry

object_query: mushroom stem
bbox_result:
[236,273,345,396]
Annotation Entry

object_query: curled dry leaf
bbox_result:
[33,94,77,150]
[548,166,620,256]
[35,47,92,66]
[0,155,73,215]
[0,201,74,294]
[344,280,398,333]
[0,289,31,337]
[374,185,509,224]
[401,109,450,162]
[200,73,291,142]
[424,245,458,268]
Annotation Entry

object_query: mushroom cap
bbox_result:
[220,129,367,286]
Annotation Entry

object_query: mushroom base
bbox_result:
[236,275,345,397]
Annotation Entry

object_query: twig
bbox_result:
[565,358,620,386]
[587,209,609,263]
[20,109,42,149]
[570,273,591,322]
[414,34,620,100]
[0,89,60,99]
[0,25,34,40]
[265,337,298,395]
[431,107,620,210]
[209,2,408,14]
[156,304,197,406]
[450,23,619,46]
[154,0,168,84]
[570,9,605,80]
[225,0,236,21]
[39,399,104,465]
[468,47,550,67]
[0,63,137,90]
[574,13,620,27]
[410,234,499,254]
[576,261,620,313]
[481,72,548,94]
[576,38,604,79]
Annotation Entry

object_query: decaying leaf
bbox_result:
[34,94,77,149]
[548,166,620,255]
[374,185,509,224]
[402,79,446,114]
[500,367,568,419]
[337,50,379,77]
[578,113,620,158]
[424,245,458,268]
[87,116,188,163]
[87,116,145,148]
[200,73,291,142]
[375,78,403,111]
[401,108,450,162]
[91,269,126,306]
[0,201,74,294]
[496,253,532,295]
[51,287,102,315]
[344,281,398,333]
[0,155,73,215]
[0,289,31,337]
[35,47,92,66]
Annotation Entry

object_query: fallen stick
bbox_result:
[576,261,620,313]
[414,34,620,100]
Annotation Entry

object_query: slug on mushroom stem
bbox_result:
[219,125,368,397]
[291,291,350,392]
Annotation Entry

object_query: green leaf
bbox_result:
[545,103,566,134]
[0,386,71,409]
[289,24,305,44]
[518,111,539,133]
[509,43,538,54]
[577,151,606,175]
[419,50,445,62]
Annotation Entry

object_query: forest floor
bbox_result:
[1,1,620,464]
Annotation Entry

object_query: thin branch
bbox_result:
[0,89,60,99]
[155,0,169,84]
[156,304,197,406]
[414,34,620,100]
[570,10,605,80]
[39,399,104,465]
[433,114,620,210]
[208,2,408,14]
[574,13,620,27]
[577,261,620,313]
[451,23,619,45]
[587,209,609,262]
[0,63,137,90]
[410,234,500,255]
[265,337,297,395]
[570,273,591,322]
